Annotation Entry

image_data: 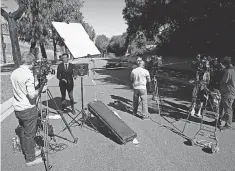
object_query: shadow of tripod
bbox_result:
[37,88,78,144]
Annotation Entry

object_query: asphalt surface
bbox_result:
[1,59,235,171]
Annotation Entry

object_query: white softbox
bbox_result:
[52,22,100,58]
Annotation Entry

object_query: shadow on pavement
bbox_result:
[42,97,71,111]
[108,94,160,116]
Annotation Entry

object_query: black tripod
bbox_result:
[36,88,78,144]
[64,76,98,132]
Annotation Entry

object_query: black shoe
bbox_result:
[221,124,231,131]
[71,108,76,115]
[62,104,66,111]
[210,119,222,127]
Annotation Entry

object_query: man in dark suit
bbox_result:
[57,53,76,113]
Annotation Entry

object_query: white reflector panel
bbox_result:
[52,22,100,58]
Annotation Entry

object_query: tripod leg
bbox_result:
[41,147,52,171]
[182,84,199,133]
[52,134,76,143]
[57,111,78,143]
[44,89,78,143]
[61,111,82,132]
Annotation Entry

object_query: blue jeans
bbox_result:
[15,107,38,162]
[133,89,149,116]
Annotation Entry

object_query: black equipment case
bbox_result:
[87,101,137,144]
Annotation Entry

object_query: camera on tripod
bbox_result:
[33,58,56,86]
[193,55,210,72]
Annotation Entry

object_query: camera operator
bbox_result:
[10,52,47,167]
[57,53,77,114]
[219,56,235,130]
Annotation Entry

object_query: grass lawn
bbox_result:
[1,74,13,103]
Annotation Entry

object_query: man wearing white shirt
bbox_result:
[131,60,151,119]
[11,52,46,167]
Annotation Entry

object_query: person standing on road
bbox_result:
[219,56,235,130]
[11,52,46,167]
[131,60,151,119]
[57,53,77,114]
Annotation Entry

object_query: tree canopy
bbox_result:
[95,34,109,52]
[17,0,96,56]
[123,0,235,57]
[107,33,128,57]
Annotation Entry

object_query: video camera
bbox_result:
[193,55,219,73]
[33,58,56,86]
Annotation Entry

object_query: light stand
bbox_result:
[153,75,162,116]
[64,60,98,132]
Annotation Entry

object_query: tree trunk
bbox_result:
[8,17,21,68]
[30,41,37,53]
[1,2,26,68]
[52,37,57,62]
[1,24,6,63]
[39,42,47,59]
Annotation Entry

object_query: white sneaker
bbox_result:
[190,109,195,116]
[195,111,202,117]
[35,149,41,157]
[26,157,43,167]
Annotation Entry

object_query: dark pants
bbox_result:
[220,97,234,127]
[15,107,38,162]
[59,82,74,108]
[133,89,149,116]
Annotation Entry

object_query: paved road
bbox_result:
[1,59,235,171]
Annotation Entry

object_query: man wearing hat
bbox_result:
[219,56,235,130]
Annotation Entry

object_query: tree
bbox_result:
[123,0,235,57]
[49,0,84,60]
[18,0,88,61]
[95,34,109,57]
[1,0,26,67]
[17,0,53,59]
[107,33,128,57]
[82,22,96,41]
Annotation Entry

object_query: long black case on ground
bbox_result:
[87,101,137,144]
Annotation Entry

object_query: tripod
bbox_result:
[148,72,163,116]
[151,75,162,116]
[36,87,78,144]
[37,88,52,171]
